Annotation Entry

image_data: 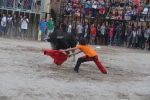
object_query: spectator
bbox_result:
[124,9,132,20]
[12,14,18,38]
[6,14,12,37]
[47,18,55,36]
[90,24,96,45]
[114,24,123,46]
[37,0,41,11]
[100,23,106,45]
[96,24,101,45]
[21,16,29,40]
[0,14,1,34]
[137,26,142,48]
[1,14,6,37]
[39,18,47,42]
[67,21,72,34]
[105,25,110,45]
[84,22,88,41]
[18,15,22,39]
[72,0,76,4]
[126,25,132,48]
[91,0,98,18]
[114,9,120,19]
[2,0,7,8]
[132,27,138,48]
[108,24,114,46]
[76,23,83,40]
[144,27,150,50]
[84,1,91,17]
[62,21,67,32]
[98,5,105,18]
[141,2,149,21]
[65,3,72,16]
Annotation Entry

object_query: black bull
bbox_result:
[47,30,78,59]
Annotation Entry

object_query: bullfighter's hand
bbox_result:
[59,49,64,52]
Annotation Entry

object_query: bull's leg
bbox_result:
[72,50,75,61]
[50,43,57,50]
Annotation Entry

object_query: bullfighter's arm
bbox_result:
[60,47,78,52]
[68,51,82,57]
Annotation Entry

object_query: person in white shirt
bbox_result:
[76,23,83,40]
[144,27,150,50]
[1,14,6,37]
[132,27,138,48]
[21,16,29,40]
[6,14,12,37]
[84,22,88,41]
[67,21,72,34]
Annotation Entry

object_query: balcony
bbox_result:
[0,0,49,13]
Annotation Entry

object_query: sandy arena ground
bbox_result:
[0,38,150,100]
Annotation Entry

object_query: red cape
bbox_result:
[42,49,68,65]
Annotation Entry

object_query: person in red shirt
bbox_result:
[98,6,105,18]
[90,24,96,45]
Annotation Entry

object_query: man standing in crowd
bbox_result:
[126,25,132,48]
[144,26,150,50]
[21,15,29,40]
[47,17,54,36]
[18,15,22,39]
[84,22,88,41]
[6,14,12,37]
[62,21,67,32]
[39,18,47,41]
[76,22,83,40]
[1,14,6,37]
[90,24,96,45]
[12,14,18,38]
[67,21,72,34]
[37,0,41,11]
[100,23,106,45]
[114,24,122,46]
[65,3,72,16]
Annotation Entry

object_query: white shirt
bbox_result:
[77,25,83,33]
[7,17,12,26]
[144,29,150,38]
[85,25,88,33]
[1,17,6,27]
[68,24,72,33]
[101,25,105,35]
[132,31,137,37]
[137,29,141,36]
[21,18,29,29]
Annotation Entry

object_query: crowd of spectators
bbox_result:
[57,0,150,51]
[59,20,150,51]
[64,0,150,21]
[0,0,41,11]
[0,14,29,40]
